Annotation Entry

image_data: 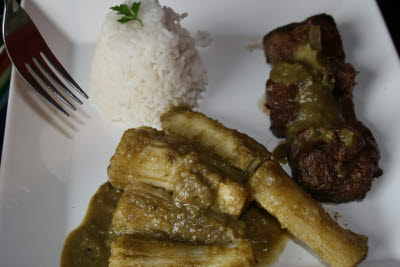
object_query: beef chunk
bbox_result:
[263,14,345,64]
[263,14,382,202]
[266,80,299,137]
[288,127,379,202]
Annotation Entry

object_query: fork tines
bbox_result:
[25,49,89,116]
[3,0,88,117]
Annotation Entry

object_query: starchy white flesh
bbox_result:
[161,108,368,267]
[106,108,369,267]
[248,160,369,267]
[107,127,248,215]
[161,107,271,175]
[111,183,245,245]
[109,235,254,267]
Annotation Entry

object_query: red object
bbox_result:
[0,48,11,75]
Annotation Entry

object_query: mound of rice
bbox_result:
[90,0,207,128]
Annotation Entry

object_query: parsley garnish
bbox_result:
[111,1,143,26]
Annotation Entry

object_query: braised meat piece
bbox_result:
[263,14,382,202]
[289,127,380,202]
[265,80,299,138]
[263,14,344,64]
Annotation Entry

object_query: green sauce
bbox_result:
[60,182,123,267]
[269,30,358,145]
[241,206,289,266]
[61,180,291,266]
[271,60,342,140]
[272,141,289,165]
[60,182,289,266]
[338,128,358,148]
[270,61,312,85]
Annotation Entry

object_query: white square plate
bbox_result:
[1,0,400,266]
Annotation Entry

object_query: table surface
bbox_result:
[0,0,399,160]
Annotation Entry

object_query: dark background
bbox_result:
[377,1,399,56]
[1,1,396,55]
[0,0,399,157]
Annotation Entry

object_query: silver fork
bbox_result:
[2,0,88,116]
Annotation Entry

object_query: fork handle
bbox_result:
[4,0,20,10]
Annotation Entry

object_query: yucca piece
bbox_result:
[160,107,271,175]
[161,108,368,266]
[111,183,246,245]
[248,160,368,267]
[108,127,248,215]
[194,146,249,183]
[109,235,255,267]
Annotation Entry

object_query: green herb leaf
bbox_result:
[131,2,141,15]
[110,1,143,26]
[117,16,135,24]
[110,4,133,17]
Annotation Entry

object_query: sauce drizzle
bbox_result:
[61,183,122,267]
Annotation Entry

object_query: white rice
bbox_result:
[90,0,207,128]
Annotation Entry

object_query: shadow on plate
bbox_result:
[337,21,389,200]
[360,259,400,267]
[11,0,90,137]
[15,76,76,139]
